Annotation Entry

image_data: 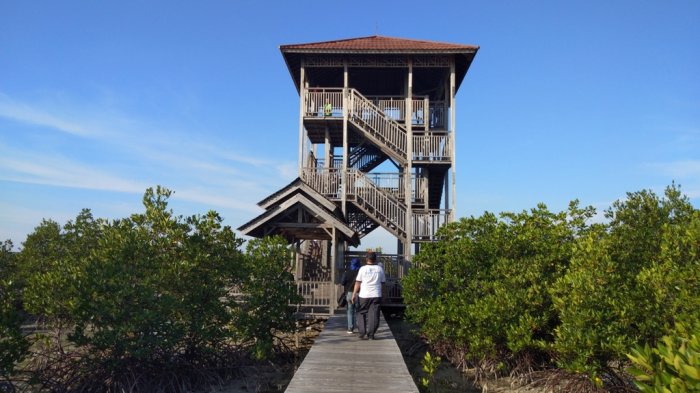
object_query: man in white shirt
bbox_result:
[351,251,386,340]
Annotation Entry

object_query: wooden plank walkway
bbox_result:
[285,312,419,393]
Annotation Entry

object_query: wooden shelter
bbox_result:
[239,36,478,315]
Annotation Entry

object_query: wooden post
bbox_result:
[330,227,336,315]
[324,127,330,168]
[405,58,413,260]
[450,59,457,221]
[342,62,349,215]
[298,64,306,176]
[424,97,429,130]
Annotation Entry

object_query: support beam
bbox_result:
[330,227,337,315]
[450,59,457,221]
[404,58,413,260]
[341,61,349,215]
[297,63,306,175]
[324,127,331,168]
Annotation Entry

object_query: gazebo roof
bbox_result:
[238,178,359,246]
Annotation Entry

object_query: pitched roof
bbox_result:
[280,35,478,53]
[280,35,478,93]
[238,178,360,246]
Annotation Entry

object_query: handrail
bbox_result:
[300,167,342,200]
[345,169,406,236]
[412,132,451,162]
[364,172,426,204]
[304,88,344,118]
[412,209,450,241]
[300,168,447,241]
[347,89,407,163]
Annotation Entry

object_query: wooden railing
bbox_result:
[346,169,406,238]
[411,98,426,126]
[302,88,451,163]
[301,168,448,241]
[372,97,405,121]
[412,132,451,162]
[347,89,407,163]
[304,88,344,118]
[412,209,450,241]
[364,96,429,127]
[300,168,342,200]
[364,172,426,204]
[296,281,333,308]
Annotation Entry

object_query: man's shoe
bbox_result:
[359,335,368,340]
[368,335,375,340]
[346,330,353,334]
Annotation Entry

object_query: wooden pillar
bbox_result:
[404,59,413,260]
[324,127,331,168]
[449,59,457,221]
[297,63,306,176]
[444,170,449,213]
[342,61,349,215]
[330,227,337,314]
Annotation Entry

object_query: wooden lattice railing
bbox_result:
[346,169,407,240]
[347,89,407,164]
[300,167,447,242]
[302,88,451,163]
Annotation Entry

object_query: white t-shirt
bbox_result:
[356,264,386,298]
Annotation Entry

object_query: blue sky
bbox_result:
[1,1,699,251]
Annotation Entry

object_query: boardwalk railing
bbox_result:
[295,281,334,316]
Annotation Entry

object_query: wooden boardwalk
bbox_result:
[285,312,419,393]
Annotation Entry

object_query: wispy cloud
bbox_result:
[175,189,261,213]
[0,92,296,213]
[0,93,107,138]
[0,150,148,194]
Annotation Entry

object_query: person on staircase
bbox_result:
[340,258,361,333]
[351,251,385,340]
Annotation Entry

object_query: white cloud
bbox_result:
[0,93,108,138]
[175,188,262,213]
[0,92,298,222]
[0,153,148,194]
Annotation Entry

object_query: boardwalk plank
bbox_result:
[285,312,419,393]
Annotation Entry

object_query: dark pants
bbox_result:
[357,297,382,338]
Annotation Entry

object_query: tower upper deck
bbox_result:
[280,35,479,95]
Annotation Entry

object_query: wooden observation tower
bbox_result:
[239,36,478,313]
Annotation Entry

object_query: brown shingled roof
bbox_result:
[280,35,478,53]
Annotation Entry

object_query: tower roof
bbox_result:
[280,35,479,53]
[280,35,479,93]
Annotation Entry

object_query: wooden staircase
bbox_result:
[347,169,407,241]
[347,89,407,166]
[300,88,452,243]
